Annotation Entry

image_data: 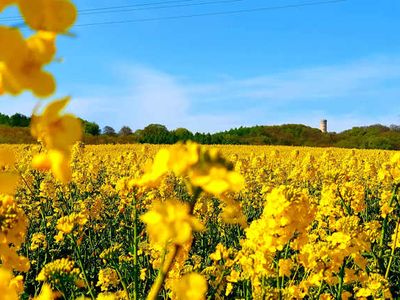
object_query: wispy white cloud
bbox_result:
[185,56,400,103]
[1,55,400,133]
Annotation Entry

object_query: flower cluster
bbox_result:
[0,0,76,96]
[1,143,400,298]
[31,97,82,183]
[55,211,88,242]
[36,258,80,288]
[141,198,204,247]
[0,194,29,272]
[133,142,244,196]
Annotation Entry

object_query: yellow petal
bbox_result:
[43,97,70,121]
[33,283,54,300]
[57,114,82,148]
[18,0,77,33]
[0,173,19,194]
[0,0,15,12]
[32,153,52,171]
[0,71,3,95]
[48,150,72,183]
[0,267,19,300]
[0,63,23,95]
[29,70,56,98]
[0,26,28,65]
[0,148,16,167]
[32,151,72,184]
[27,31,57,65]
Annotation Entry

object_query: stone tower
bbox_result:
[320,119,327,133]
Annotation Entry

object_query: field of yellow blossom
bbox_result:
[1,0,399,299]
[1,142,400,299]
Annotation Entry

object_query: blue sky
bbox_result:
[0,0,399,133]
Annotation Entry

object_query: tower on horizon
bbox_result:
[320,119,327,133]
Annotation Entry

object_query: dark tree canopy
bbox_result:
[0,113,10,126]
[140,124,174,144]
[0,113,30,127]
[172,127,193,141]
[119,126,133,136]
[83,120,101,135]
[103,126,116,135]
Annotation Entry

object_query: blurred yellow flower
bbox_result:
[141,199,203,246]
[0,267,19,300]
[132,149,170,187]
[31,97,82,183]
[171,273,207,300]
[0,148,18,194]
[134,142,244,196]
[18,0,77,33]
[32,150,72,183]
[190,166,244,195]
[0,0,14,12]
[0,27,56,97]
[0,173,19,195]
[33,284,54,300]
[0,148,16,167]
[31,97,82,152]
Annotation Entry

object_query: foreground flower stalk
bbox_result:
[145,188,203,300]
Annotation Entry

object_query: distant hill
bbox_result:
[1,112,400,149]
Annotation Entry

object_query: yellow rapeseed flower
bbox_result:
[189,166,244,195]
[0,0,14,12]
[33,284,55,300]
[96,268,120,291]
[0,148,18,194]
[31,97,82,183]
[141,199,203,246]
[18,0,77,33]
[171,273,207,300]
[36,258,80,286]
[31,97,82,152]
[0,172,19,195]
[0,27,56,97]
[0,267,19,300]
[32,150,72,184]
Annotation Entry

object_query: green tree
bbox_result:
[119,126,133,136]
[0,113,10,126]
[140,124,172,144]
[172,127,193,142]
[9,113,30,127]
[83,121,101,135]
[103,126,116,136]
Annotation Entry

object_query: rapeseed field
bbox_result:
[2,143,400,299]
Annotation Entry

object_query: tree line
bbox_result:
[2,112,400,149]
[0,113,30,127]
[63,122,400,150]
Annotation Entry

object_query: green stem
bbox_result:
[71,236,95,300]
[385,219,400,279]
[246,280,251,300]
[336,260,346,300]
[115,267,131,300]
[146,188,202,300]
[279,241,292,292]
[316,281,324,299]
[146,244,177,300]
[378,184,399,270]
[133,194,139,300]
